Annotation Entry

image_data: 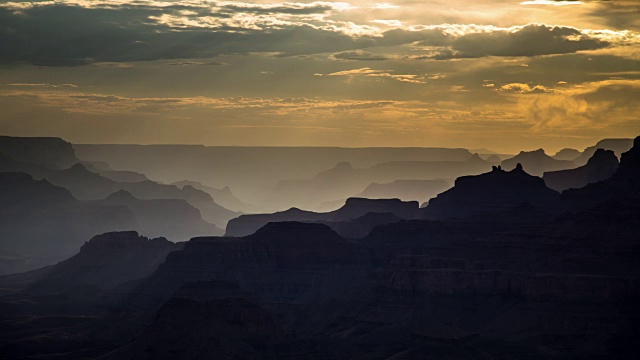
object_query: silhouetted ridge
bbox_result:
[588,148,619,166]
[355,179,451,204]
[573,137,633,166]
[0,147,239,227]
[334,161,354,170]
[81,230,163,249]
[0,171,76,204]
[0,136,77,169]
[320,212,403,238]
[68,162,89,172]
[0,172,141,273]
[502,148,574,176]
[18,231,181,293]
[340,197,419,219]
[265,155,491,211]
[225,197,419,237]
[97,188,224,239]
[249,222,343,242]
[105,189,136,200]
[486,154,501,163]
[467,153,483,162]
[553,148,581,161]
[422,164,560,220]
[563,135,640,206]
[543,148,619,192]
[616,136,640,179]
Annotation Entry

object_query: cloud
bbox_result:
[7,83,78,88]
[499,83,554,93]
[0,88,404,115]
[0,4,373,66]
[371,19,403,27]
[167,61,225,66]
[408,24,610,59]
[329,50,388,61]
[315,67,427,83]
[515,79,640,130]
[1,0,637,67]
[520,0,582,6]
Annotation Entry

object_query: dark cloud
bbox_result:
[0,4,618,67]
[450,24,608,57]
[403,24,610,60]
[0,6,369,66]
[330,50,388,61]
[377,28,450,47]
[219,3,335,15]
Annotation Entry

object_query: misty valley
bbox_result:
[0,135,639,359]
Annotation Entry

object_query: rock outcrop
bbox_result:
[172,180,255,213]
[544,148,619,192]
[502,149,575,176]
[553,148,581,161]
[319,212,403,238]
[421,164,560,220]
[97,190,223,239]
[2,158,238,228]
[355,179,451,204]
[225,197,419,237]
[563,136,640,207]
[0,136,78,169]
[130,222,371,309]
[24,231,182,292]
[264,155,491,211]
[573,138,633,166]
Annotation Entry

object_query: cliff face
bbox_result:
[421,164,560,220]
[225,197,419,237]
[543,149,619,192]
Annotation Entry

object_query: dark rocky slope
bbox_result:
[544,148,619,192]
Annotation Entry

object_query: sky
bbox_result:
[0,0,639,153]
